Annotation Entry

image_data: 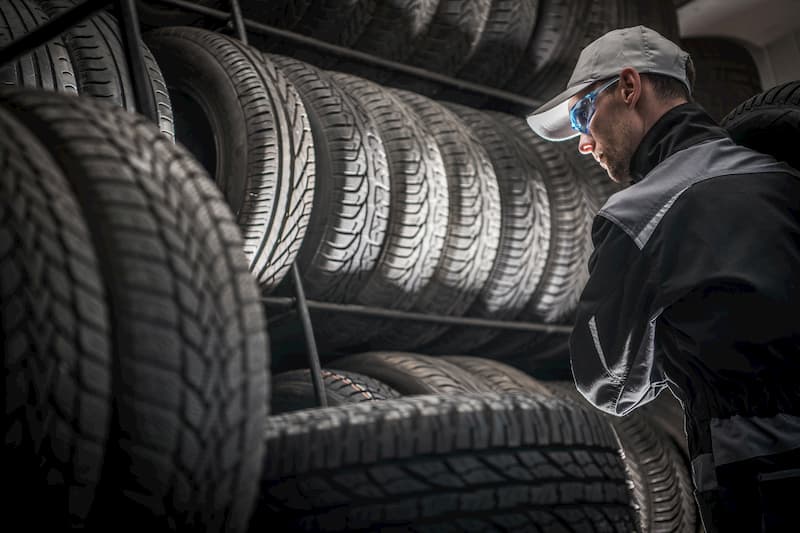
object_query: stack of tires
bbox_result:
[1,82,269,532]
[265,352,698,532]
[4,0,798,531]
[2,1,266,529]
[139,30,611,362]
[238,0,681,106]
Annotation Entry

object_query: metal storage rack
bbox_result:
[0,0,574,409]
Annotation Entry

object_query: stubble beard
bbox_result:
[601,122,634,185]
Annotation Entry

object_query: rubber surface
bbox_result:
[319,72,448,348]
[374,90,501,349]
[683,37,763,122]
[146,28,316,291]
[478,113,587,357]
[270,55,391,303]
[443,356,554,395]
[544,381,695,533]
[40,0,174,140]
[330,352,490,394]
[721,80,800,171]
[253,393,638,531]
[271,367,401,414]
[1,106,109,529]
[1,90,269,531]
[423,105,551,354]
[0,0,77,92]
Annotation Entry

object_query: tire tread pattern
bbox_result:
[0,0,78,93]
[254,393,638,532]
[271,367,401,414]
[39,0,175,140]
[1,107,110,528]
[1,91,268,531]
[270,56,391,303]
[146,28,315,291]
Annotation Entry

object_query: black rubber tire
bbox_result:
[683,37,763,123]
[332,0,439,83]
[721,80,800,171]
[544,381,693,533]
[252,393,638,531]
[40,0,174,140]
[479,113,587,357]
[136,0,222,28]
[442,356,554,395]
[269,55,391,303]
[638,389,690,458]
[242,0,316,62]
[617,0,680,43]
[0,90,269,532]
[1,106,110,530]
[294,0,376,47]
[456,0,538,86]
[505,0,679,104]
[319,72,448,348]
[435,0,539,106]
[266,0,380,69]
[422,105,552,354]
[330,352,490,395]
[241,0,312,31]
[385,0,493,94]
[0,0,78,93]
[145,28,316,291]
[270,368,401,414]
[374,90,501,349]
[503,0,594,101]
[505,144,622,363]
[666,433,700,533]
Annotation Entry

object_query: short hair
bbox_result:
[644,57,695,101]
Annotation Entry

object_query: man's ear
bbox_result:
[619,67,641,107]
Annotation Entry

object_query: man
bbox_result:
[526,25,800,532]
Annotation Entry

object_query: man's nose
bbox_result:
[578,133,595,154]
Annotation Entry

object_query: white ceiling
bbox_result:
[678,0,800,47]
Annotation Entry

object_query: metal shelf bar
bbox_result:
[262,297,573,335]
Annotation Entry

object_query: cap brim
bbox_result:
[526,80,594,141]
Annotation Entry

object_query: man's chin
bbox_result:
[606,168,630,185]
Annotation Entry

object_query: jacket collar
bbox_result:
[629,102,729,184]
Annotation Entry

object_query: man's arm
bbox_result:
[569,215,668,416]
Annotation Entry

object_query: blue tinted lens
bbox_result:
[569,78,619,134]
[570,98,593,134]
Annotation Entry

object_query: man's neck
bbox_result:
[629,103,729,184]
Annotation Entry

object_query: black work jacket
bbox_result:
[569,103,800,491]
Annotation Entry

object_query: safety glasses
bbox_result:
[569,77,619,135]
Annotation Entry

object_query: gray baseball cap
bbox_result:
[526,25,692,142]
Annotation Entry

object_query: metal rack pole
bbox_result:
[116,0,158,122]
[227,0,248,46]
[289,264,328,408]
[0,0,112,66]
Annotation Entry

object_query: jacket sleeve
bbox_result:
[569,214,668,416]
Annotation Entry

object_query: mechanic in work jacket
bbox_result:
[526,26,800,532]
[571,101,800,530]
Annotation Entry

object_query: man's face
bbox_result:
[569,79,638,184]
